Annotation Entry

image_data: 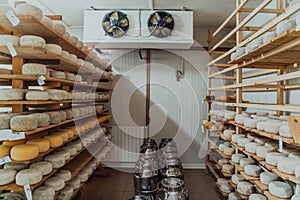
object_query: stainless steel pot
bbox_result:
[129,194,155,200]
[156,178,189,200]
[134,162,159,193]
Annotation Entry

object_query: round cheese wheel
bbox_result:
[251,37,263,49]
[67,141,82,151]
[266,152,285,166]
[45,177,65,191]
[88,162,97,170]
[33,186,55,200]
[47,89,67,100]
[244,165,262,177]
[231,52,237,60]
[222,164,234,174]
[69,36,79,45]
[245,142,262,154]
[235,115,248,125]
[254,137,269,145]
[231,174,244,185]
[0,168,16,185]
[0,88,24,101]
[256,121,267,130]
[228,192,242,200]
[11,144,39,161]
[249,194,267,200]
[58,186,74,200]
[30,113,50,127]
[76,41,84,49]
[231,154,245,164]
[4,163,28,171]
[16,169,43,186]
[44,154,65,168]
[260,171,279,185]
[224,147,235,156]
[60,111,67,121]
[236,47,245,57]
[263,31,276,44]
[62,146,77,156]
[26,139,50,153]
[277,157,300,175]
[0,35,19,46]
[64,109,73,120]
[69,178,80,189]
[244,119,259,128]
[79,172,89,183]
[221,183,233,193]
[75,75,83,82]
[72,108,80,118]
[256,146,275,159]
[238,138,253,147]
[279,124,292,138]
[232,134,245,143]
[54,170,71,182]
[264,142,278,150]
[46,111,62,124]
[237,181,255,196]
[240,158,255,168]
[224,111,236,120]
[218,159,229,167]
[44,135,63,148]
[40,16,53,28]
[219,143,230,152]
[269,181,293,199]
[50,70,66,79]
[223,130,235,139]
[22,63,47,76]
[245,43,253,53]
[59,129,74,139]
[30,161,53,175]
[62,50,70,60]
[69,54,77,63]
[276,19,296,36]
[54,150,71,160]
[65,72,76,81]
[20,35,46,48]
[0,114,13,129]
[15,4,43,19]
[10,115,38,131]
[264,122,282,134]
[53,23,66,35]
[82,166,93,176]
[45,44,63,56]
[26,91,49,101]
[52,132,68,142]
[0,145,11,158]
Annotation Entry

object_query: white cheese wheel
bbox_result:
[0,35,19,46]
[254,137,270,145]
[225,111,236,120]
[277,157,300,175]
[67,141,82,151]
[26,139,50,153]
[50,70,66,79]
[47,89,68,101]
[58,186,73,200]
[244,165,262,177]
[218,159,229,167]
[54,170,71,182]
[22,63,47,75]
[69,54,77,63]
[279,124,292,138]
[263,32,276,44]
[44,154,65,168]
[244,119,259,128]
[235,115,248,125]
[231,52,237,60]
[64,109,73,120]
[238,138,253,147]
[224,147,235,156]
[30,161,53,175]
[256,146,275,159]
[54,150,71,161]
[237,181,255,196]
[46,111,62,124]
[231,154,246,164]
[0,169,17,185]
[69,178,80,189]
[79,172,89,182]
[222,164,234,174]
[228,192,242,200]
[26,91,49,101]
[53,23,66,35]
[251,37,263,49]
[260,171,279,185]
[88,162,97,170]
[231,174,244,185]
[69,36,78,45]
[0,114,12,129]
[264,122,282,134]
[256,121,267,131]
[245,44,253,53]
[223,130,235,139]
[75,75,83,82]
[20,35,46,48]
[60,111,67,121]
[249,194,267,200]
[219,143,230,152]
[0,88,24,101]
[3,163,28,171]
[45,44,63,56]
[62,146,77,156]
[40,16,53,28]
[247,133,256,140]
[65,72,76,81]
[236,47,245,57]
[10,115,38,132]
[245,142,262,154]
[16,169,42,186]
[33,186,55,200]
[269,181,293,199]
[15,4,43,19]
[44,135,63,148]
[221,183,233,193]
[62,50,70,60]
[266,152,286,166]
[264,142,278,150]
[45,177,65,191]
[240,158,255,168]
[30,113,50,127]
[276,19,296,36]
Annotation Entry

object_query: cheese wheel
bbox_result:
[263,31,276,44]
[0,35,19,46]
[260,171,279,185]
[249,194,267,200]
[45,177,65,191]
[221,183,233,193]
[224,111,236,120]
[54,150,70,160]
[4,163,28,171]
[10,115,38,131]
[222,164,234,174]
[88,162,97,170]
[244,119,259,128]
[240,158,255,168]
[60,111,67,121]
[46,111,62,124]
[235,115,247,125]
[26,139,50,153]
[82,166,93,176]
[30,113,50,127]
[58,186,74,200]
[22,63,47,76]
[15,4,43,19]
[237,138,253,147]
[0,88,24,100]
[44,135,63,148]
[62,50,70,60]
[265,142,278,150]
[69,178,81,189]
[237,181,255,196]
[264,122,282,134]
[67,141,82,151]
[269,181,293,199]
[33,186,55,200]
[232,134,245,143]
[256,121,267,131]
[79,172,89,183]
[75,75,83,82]
[16,169,43,186]
[218,159,229,167]
[44,154,65,168]
[72,108,80,118]
[244,165,262,177]
[224,147,235,156]
[62,146,77,156]
[251,37,263,49]
[0,114,12,130]
[64,109,73,120]
[218,143,230,152]
[279,124,292,138]
[254,137,270,145]
[47,89,67,100]
[53,23,66,35]
[41,16,53,28]
[54,170,71,182]
[245,142,262,154]
[50,70,66,79]
[228,192,242,200]
[29,161,53,175]
[70,36,79,45]
[266,152,285,166]
[231,174,244,185]
[26,91,49,101]
[277,157,300,175]
[11,144,39,161]
[0,169,16,185]
[223,129,235,139]
[52,132,68,142]
[65,72,76,81]
[0,145,11,158]
[276,19,296,36]
[231,154,245,164]
[45,44,62,56]
[256,146,275,159]
[59,129,74,139]
[20,35,46,48]
[69,54,77,63]
[76,41,84,49]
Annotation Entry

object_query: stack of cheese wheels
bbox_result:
[44,177,65,191]
[0,88,24,101]
[20,35,46,48]
[10,115,38,131]
[15,3,43,19]
[10,144,39,161]
[44,154,65,168]
[29,161,53,175]
[266,152,286,166]
[65,72,76,81]
[30,113,50,127]
[231,174,244,185]
[231,154,245,164]
[33,186,55,200]
[16,168,43,186]
[228,192,242,200]
[46,111,61,124]
[269,181,293,198]
[224,111,236,120]
[237,181,255,196]
[0,145,11,158]
[26,91,50,101]
[26,139,50,153]
[277,157,300,175]
[260,171,279,186]
[249,194,267,200]
[0,169,17,185]
[240,158,255,168]
[54,170,71,182]
[58,186,74,200]
[22,63,48,76]
[43,134,64,148]
[45,44,63,56]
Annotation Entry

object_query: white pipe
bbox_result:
[150,0,153,10]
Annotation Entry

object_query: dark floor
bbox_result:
[77,168,224,200]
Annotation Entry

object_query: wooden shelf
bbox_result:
[0,99,98,105]
[253,180,268,192]
[240,171,260,181]
[0,15,110,71]
[264,191,291,200]
[215,163,233,178]
[216,183,229,197]
[215,148,232,160]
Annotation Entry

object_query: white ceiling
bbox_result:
[23,0,236,28]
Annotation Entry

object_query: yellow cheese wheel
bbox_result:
[0,145,11,158]
[60,129,74,139]
[11,144,39,161]
[2,139,27,147]
[69,126,79,136]
[26,139,50,153]
[53,132,68,142]
[43,135,63,148]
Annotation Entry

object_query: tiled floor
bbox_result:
[77,168,224,200]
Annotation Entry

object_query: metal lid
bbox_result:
[161,178,184,192]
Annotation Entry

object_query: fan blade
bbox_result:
[113,28,123,38]
[117,12,127,21]
[110,11,119,21]
[153,12,161,23]
[106,26,114,33]
[103,21,111,29]
[119,19,128,26]
[163,15,173,24]
[160,28,172,37]
[153,28,161,37]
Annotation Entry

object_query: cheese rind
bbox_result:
[45,44,63,56]
[268,181,293,199]
[237,181,255,196]
[277,157,300,175]
[231,154,246,164]
[26,139,50,153]
[20,35,46,48]
[16,169,43,186]
[54,170,71,182]
[0,169,17,185]
[26,91,49,101]
[33,186,55,200]
[0,88,24,101]
[69,178,80,189]
[244,165,262,177]
[11,144,39,161]
[22,63,47,76]
[240,158,255,168]
[260,171,279,185]
[58,186,74,200]
[10,115,38,131]
[46,111,62,124]
[44,177,65,191]
[245,142,262,154]
[29,161,53,175]
[30,113,50,127]
[232,134,245,143]
[0,145,11,158]
[266,152,286,166]
[231,174,244,185]
[256,146,274,159]
[3,163,28,172]
[237,138,253,147]
[43,135,63,148]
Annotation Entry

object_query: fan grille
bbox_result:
[102,10,129,38]
[148,11,175,38]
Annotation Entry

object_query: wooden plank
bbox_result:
[207,161,220,179]
[243,69,278,79]
[208,64,239,78]
[264,191,289,200]
[45,15,63,20]
[236,103,300,113]
[253,180,268,192]
[11,56,24,113]
[0,99,97,105]
[287,116,300,145]
[240,171,260,181]
[239,8,282,13]
[240,26,263,31]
